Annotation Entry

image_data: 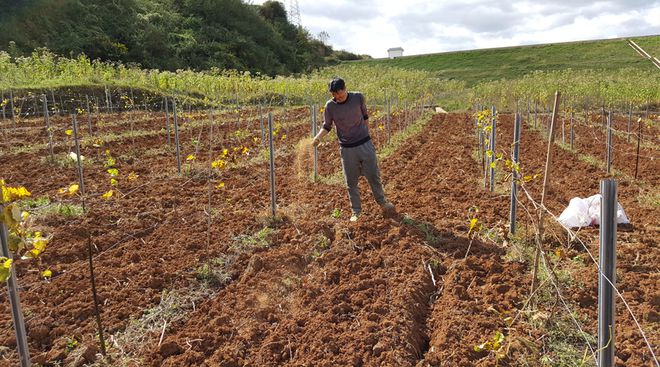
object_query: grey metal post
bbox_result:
[534,99,538,129]
[268,112,277,217]
[72,114,86,212]
[9,90,15,123]
[634,105,646,179]
[598,179,617,367]
[260,105,265,146]
[43,95,54,160]
[627,103,632,143]
[33,94,39,117]
[489,105,497,192]
[570,110,575,151]
[561,106,565,145]
[86,95,93,135]
[387,95,391,141]
[164,98,171,145]
[0,215,31,367]
[104,86,110,113]
[50,90,57,116]
[510,113,521,234]
[313,104,318,181]
[606,112,612,175]
[108,88,113,113]
[172,99,182,174]
[1,91,5,120]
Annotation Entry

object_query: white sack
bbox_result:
[557,194,629,228]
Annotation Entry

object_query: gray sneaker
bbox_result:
[380,201,395,211]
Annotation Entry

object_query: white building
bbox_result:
[387,47,404,59]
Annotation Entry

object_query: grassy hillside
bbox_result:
[356,35,660,85]
[0,0,365,76]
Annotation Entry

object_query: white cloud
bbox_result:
[250,0,660,57]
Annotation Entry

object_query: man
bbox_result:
[312,77,395,222]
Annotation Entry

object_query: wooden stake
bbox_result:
[531,91,561,298]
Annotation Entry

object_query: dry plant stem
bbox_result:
[158,320,168,347]
[88,235,107,356]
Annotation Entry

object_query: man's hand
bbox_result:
[312,137,320,147]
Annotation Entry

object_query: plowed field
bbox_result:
[0,108,657,366]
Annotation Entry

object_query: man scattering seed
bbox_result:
[312,77,395,222]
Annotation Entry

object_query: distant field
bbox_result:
[354,35,660,85]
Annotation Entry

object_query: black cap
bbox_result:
[328,77,345,92]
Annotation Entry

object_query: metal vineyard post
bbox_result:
[9,89,15,125]
[570,110,574,151]
[598,179,617,367]
[86,95,93,135]
[0,213,30,367]
[313,104,318,181]
[260,104,265,146]
[164,98,171,145]
[50,90,57,116]
[173,99,182,175]
[387,95,391,142]
[606,112,612,175]
[33,93,38,117]
[43,95,54,160]
[1,90,5,120]
[72,114,87,212]
[510,113,521,235]
[268,112,277,217]
[489,105,496,193]
[627,103,632,143]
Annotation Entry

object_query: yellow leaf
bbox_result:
[107,168,119,177]
[2,205,19,229]
[101,190,114,200]
[65,129,73,136]
[216,182,225,189]
[68,184,79,195]
[42,269,52,278]
[110,178,118,186]
[0,258,12,282]
[490,162,496,169]
[468,218,478,235]
[128,172,138,181]
[186,154,196,161]
[1,258,12,269]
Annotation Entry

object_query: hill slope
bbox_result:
[0,0,361,75]
[356,35,660,85]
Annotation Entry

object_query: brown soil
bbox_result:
[0,109,657,366]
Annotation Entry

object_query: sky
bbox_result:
[250,0,660,58]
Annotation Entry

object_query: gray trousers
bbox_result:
[339,140,386,214]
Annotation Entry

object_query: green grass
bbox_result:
[354,35,660,85]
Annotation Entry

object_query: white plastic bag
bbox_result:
[557,194,629,228]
